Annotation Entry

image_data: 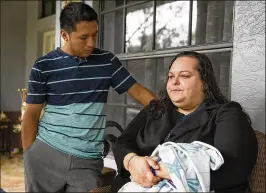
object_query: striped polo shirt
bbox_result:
[26,47,136,159]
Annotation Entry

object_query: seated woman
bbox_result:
[112,51,258,193]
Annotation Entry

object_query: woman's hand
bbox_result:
[149,156,171,180]
[125,154,161,187]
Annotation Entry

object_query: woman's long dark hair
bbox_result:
[146,51,229,119]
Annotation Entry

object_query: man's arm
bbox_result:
[21,103,44,151]
[127,83,156,106]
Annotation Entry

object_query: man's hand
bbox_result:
[22,103,44,151]
[127,155,161,187]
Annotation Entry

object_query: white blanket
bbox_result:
[118,141,224,192]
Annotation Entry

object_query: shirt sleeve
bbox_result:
[110,54,137,94]
[26,61,47,104]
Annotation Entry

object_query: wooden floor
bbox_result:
[0,153,25,192]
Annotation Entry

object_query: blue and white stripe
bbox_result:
[27,47,136,159]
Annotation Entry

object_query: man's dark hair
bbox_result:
[60,2,98,33]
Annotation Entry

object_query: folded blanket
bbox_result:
[118,141,224,192]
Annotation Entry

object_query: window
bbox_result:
[100,0,234,54]
[98,0,234,130]
[39,0,56,19]
[61,0,84,9]
[125,2,154,53]
[155,1,190,49]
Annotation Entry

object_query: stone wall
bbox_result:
[231,1,265,133]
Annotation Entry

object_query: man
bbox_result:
[22,2,155,192]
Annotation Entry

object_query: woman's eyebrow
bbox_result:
[179,70,193,74]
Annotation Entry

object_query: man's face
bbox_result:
[61,21,98,58]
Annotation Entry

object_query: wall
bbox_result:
[1,1,56,149]
[0,1,27,111]
[231,1,265,133]
[1,1,56,111]
[25,1,55,86]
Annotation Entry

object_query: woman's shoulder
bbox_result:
[219,101,243,110]
[206,100,243,111]
[214,101,251,123]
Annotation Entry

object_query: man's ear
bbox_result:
[60,29,69,42]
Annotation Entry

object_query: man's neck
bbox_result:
[60,45,75,56]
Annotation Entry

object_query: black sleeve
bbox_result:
[211,102,258,192]
[113,108,147,179]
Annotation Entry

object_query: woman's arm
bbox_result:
[113,108,147,177]
[113,107,161,187]
[211,102,258,192]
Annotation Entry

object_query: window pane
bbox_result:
[205,51,231,98]
[156,1,190,49]
[125,2,154,53]
[126,58,156,105]
[106,106,125,129]
[44,1,53,16]
[156,56,175,94]
[192,1,234,45]
[108,89,126,104]
[101,0,124,11]
[125,107,142,127]
[40,0,56,18]
[126,0,143,4]
[102,10,124,54]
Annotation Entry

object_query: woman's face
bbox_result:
[166,56,205,110]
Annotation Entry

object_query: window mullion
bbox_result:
[122,1,126,53]
[152,0,157,50]
[100,0,150,15]
[98,1,103,48]
[188,0,193,46]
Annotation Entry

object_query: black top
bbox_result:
[113,101,258,193]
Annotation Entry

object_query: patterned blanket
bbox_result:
[119,141,224,192]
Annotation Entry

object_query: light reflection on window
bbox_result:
[156,1,190,49]
[125,2,153,53]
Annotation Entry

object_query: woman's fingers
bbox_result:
[129,156,161,187]
[146,170,161,183]
[146,156,160,170]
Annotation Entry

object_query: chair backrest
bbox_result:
[249,130,265,193]
[102,121,124,158]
